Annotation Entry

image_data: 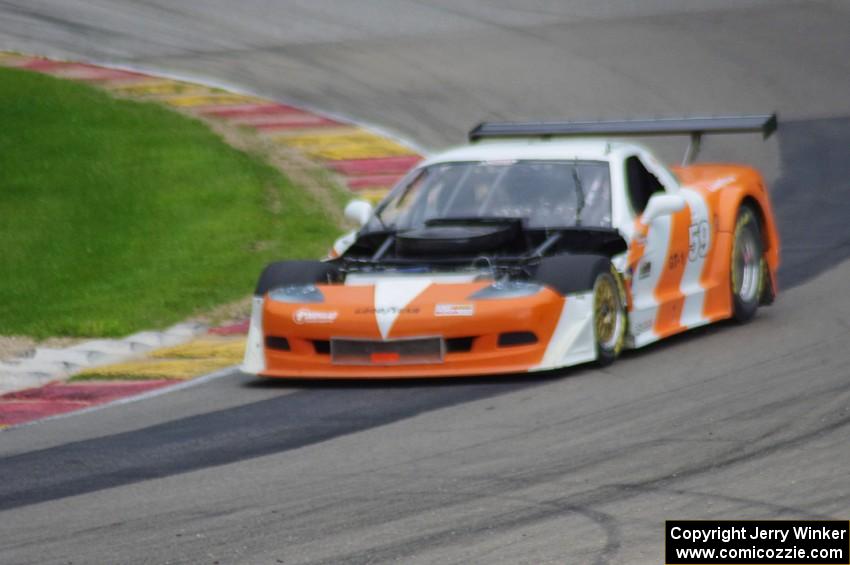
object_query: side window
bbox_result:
[625,156,665,215]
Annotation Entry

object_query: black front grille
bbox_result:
[498,332,538,347]
[445,337,475,353]
[265,336,290,351]
[312,340,331,354]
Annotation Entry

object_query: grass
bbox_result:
[0,67,341,338]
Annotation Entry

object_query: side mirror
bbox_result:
[641,193,686,225]
[344,199,374,227]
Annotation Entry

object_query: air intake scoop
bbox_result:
[395,218,521,256]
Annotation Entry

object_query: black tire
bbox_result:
[592,267,627,366]
[254,260,339,296]
[730,205,764,323]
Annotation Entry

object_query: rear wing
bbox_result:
[468,114,778,164]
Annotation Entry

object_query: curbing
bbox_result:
[0,322,208,395]
[0,51,426,429]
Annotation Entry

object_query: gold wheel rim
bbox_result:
[594,275,619,348]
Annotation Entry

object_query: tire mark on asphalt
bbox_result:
[616,485,833,519]
[299,499,621,565]
[295,410,850,564]
[247,365,849,563]
[195,369,846,564]
[0,375,551,511]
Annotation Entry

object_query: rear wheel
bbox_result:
[731,205,764,323]
[593,268,627,366]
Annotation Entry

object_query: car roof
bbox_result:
[420,138,641,166]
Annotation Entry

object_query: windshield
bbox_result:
[373,160,611,231]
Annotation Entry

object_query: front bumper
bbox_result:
[242,283,596,379]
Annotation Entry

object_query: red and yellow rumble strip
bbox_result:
[0,381,177,427]
[0,337,245,428]
[0,51,424,428]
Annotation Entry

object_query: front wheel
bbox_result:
[731,205,764,323]
[593,268,627,366]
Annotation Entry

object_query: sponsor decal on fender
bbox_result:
[293,308,338,324]
[434,304,475,317]
[355,307,420,315]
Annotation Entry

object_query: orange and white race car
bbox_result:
[242,116,779,379]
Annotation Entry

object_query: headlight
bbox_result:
[469,280,543,300]
[268,284,324,303]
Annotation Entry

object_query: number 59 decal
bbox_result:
[688,221,710,262]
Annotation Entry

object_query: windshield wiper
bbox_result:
[572,162,585,227]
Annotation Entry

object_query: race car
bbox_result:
[242,115,780,379]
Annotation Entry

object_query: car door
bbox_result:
[620,152,709,347]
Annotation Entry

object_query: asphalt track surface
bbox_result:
[1,2,849,563]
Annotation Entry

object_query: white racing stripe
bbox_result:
[345,272,483,340]
[680,188,711,328]
[532,292,596,370]
[241,296,266,374]
[630,215,672,347]
[372,278,432,339]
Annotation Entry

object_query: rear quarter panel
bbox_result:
[672,163,781,321]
